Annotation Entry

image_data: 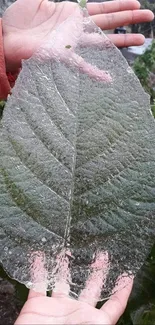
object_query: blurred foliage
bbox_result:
[0,101,5,119]
[117,244,155,325]
[120,38,155,324]
[133,41,155,105]
[131,0,155,37]
[151,100,155,118]
[0,264,28,304]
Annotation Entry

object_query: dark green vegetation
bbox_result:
[117,244,155,325]
[117,34,155,325]
[0,265,27,324]
[133,41,155,106]
[0,101,5,119]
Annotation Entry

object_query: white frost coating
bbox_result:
[127,67,134,74]
[42,237,47,243]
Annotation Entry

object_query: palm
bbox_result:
[2,0,154,72]
[15,252,133,325]
[15,283,133,325]
[15,295,111,325]
[2,0,77,70]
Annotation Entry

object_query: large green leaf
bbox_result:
[0,7,155,299]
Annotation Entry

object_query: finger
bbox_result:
[92,9,154,31]
[28,289,45,299]
[52,249,71,298]
[108,33,145,48]
[79,251,110,306]
[80,31,145,49]
[70,52,112,83]
[87,0,140,16]
[101,273,134,324]
[80,32,109,49]
[28,251,47,299]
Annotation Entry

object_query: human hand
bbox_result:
[15,252,133,325]
[2,0,154,73]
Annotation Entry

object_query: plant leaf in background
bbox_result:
[0,5,155,300]
[117,243,155,325]
[0,0,15,16]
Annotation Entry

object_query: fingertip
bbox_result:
[127,34,145,46]
[137,34,145,45]
[112,272,134,297]
[28,288,46,299]
[107,33,145,48]
[145,9,154,21]
[134,1,141,10]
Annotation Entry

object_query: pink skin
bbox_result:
[15,251,133,325]
[29,252,47,294]
[79,252,110,305]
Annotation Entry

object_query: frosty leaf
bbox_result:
[0,7,155,299]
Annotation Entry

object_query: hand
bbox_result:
[15,284,133,325]
[2,0,154,73]
[15,252,133,325]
